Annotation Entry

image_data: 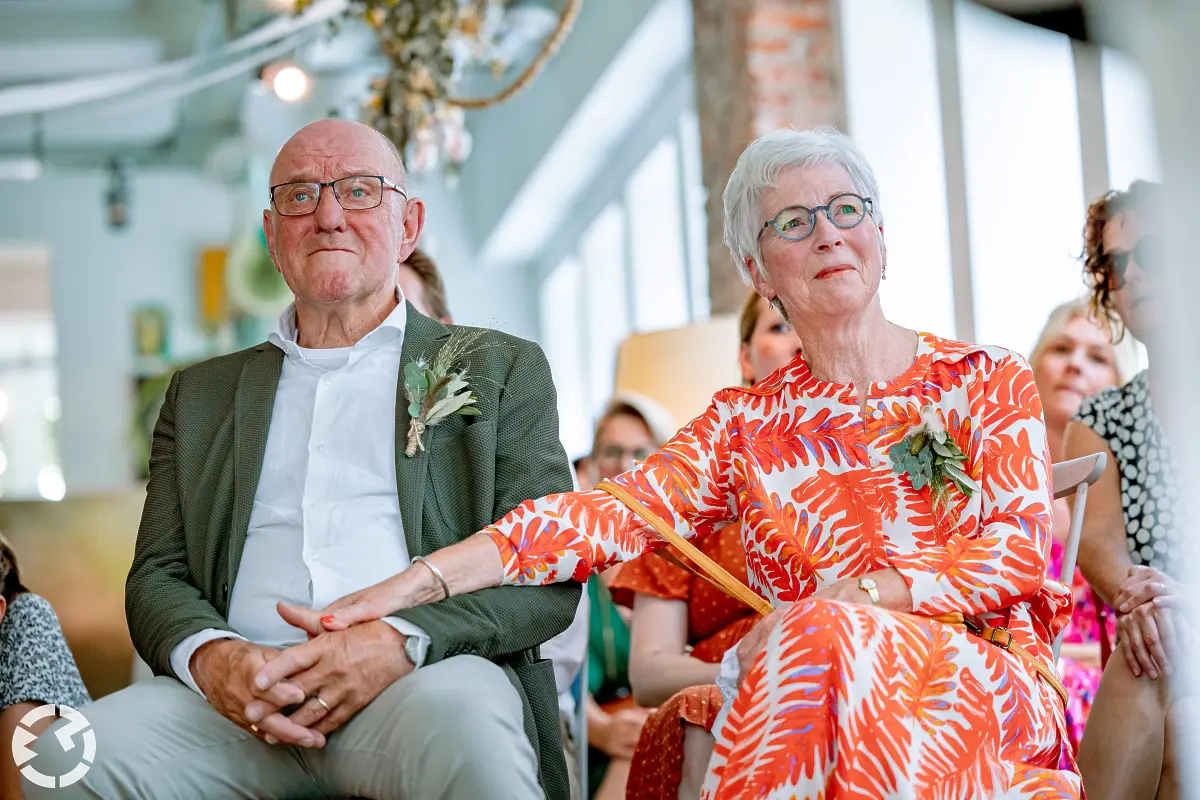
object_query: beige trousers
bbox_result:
[22,655,542,800]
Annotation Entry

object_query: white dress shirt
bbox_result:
[170,296,429,695]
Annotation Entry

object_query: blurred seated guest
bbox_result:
[584,394,676,800]
[1064,182,1192,800]
[25,118,578,800]
[398,246,453,323]
[302,127,1082,797]
[0,533,90,800]
[611,291,801,800]
[1028,298,1133,759]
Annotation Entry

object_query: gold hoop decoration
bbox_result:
[449,0,582,111]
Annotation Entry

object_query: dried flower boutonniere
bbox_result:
[403,328,486,457]
[888,404,979,508]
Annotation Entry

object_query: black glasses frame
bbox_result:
[269,175,407,216]
[1105,235,1155,291]
[760,193,874,242]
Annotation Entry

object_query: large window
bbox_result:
[957,1,1088,355]
[539,109,708,457]
[843,0,1159,360]
[1103,48,1161,190]
[539,256,591,458]
[0,244,63,500]
[841,0,956,339]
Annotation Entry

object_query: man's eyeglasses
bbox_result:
[269,175,407,217]
[761,193,873,242]
[1106,235,1157,291]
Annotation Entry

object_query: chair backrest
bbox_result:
[1051,452,1108,663]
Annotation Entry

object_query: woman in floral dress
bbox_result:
[610,292,801,800]
[278,127,1081,798]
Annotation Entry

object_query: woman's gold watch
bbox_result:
[857,576,882,607]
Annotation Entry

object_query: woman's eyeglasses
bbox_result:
[1106,236,1157,291]
[761,193,873,242]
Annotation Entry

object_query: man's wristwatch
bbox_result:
[403,634,424,667]
[857,577,882,607]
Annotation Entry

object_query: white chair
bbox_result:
[1051,452,1108,662]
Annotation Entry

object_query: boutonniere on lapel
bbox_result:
[403,329,486,457]
[888,404,979,508]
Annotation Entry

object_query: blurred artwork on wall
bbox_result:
[132,305,168,359]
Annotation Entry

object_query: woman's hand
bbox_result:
[1113,565,1181,680]
[811,578,874,605]
[1116,601,1177,680]
[1114,565,1177,613]
[590,706,654,760]
[316,573,412,632]
[736,605,788,686]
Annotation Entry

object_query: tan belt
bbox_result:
[597,480,1068,707]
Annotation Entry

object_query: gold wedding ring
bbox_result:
[250,724,260,734]
[313,695,332,714]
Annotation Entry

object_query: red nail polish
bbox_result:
[321,615,335,624]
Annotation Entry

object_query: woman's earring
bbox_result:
[882,265,887,280]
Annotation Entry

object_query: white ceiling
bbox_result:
[0,0,313,163]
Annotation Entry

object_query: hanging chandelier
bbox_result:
[298,0,581,173]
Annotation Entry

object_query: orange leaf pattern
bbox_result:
[482,333,1078,797]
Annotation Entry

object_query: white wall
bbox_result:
[0,169,235,493]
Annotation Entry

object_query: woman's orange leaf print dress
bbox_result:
[485,333,1080,798]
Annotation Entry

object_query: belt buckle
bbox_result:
[988,626,1013,650]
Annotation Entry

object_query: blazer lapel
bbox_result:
[396,303,452,557]
[228,343,284,588]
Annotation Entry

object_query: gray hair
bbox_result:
[723,125,884,286]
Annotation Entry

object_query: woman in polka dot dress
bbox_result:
[1063,181,1194,799]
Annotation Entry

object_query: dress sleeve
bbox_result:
[0,595,91,711]
[889,353,1055,617]
[484,398,736,586]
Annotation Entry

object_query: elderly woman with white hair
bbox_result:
[268,127,1080,796]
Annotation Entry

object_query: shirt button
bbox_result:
[323,377,333,386]
[316,445,326,453]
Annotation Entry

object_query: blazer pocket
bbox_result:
[428,420,497,535]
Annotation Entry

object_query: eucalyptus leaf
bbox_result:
[408,402,422,417]
[942,461,973,486]
[428,390,476,421]
[911,472,929,490]
[458,405,482,417]
[931,439,955,459]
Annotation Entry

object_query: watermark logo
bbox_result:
[11,704,95,789]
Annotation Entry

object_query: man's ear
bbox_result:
[262,210,281,274]
[398,198,427,262]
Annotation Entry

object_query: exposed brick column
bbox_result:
[692,0,845,314]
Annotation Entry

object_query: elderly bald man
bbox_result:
[25,119,579,800]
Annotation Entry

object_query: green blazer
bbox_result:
[126,303,580,799]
